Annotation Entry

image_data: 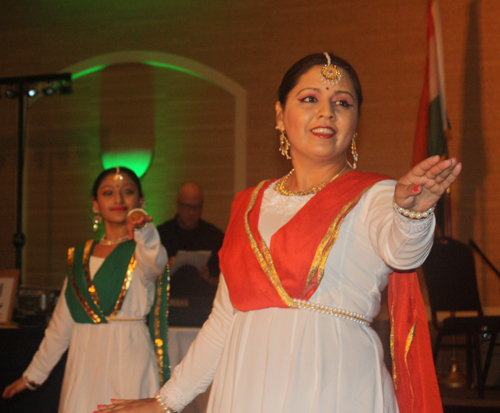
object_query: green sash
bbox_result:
[148,265,171,384]
[66,240,137,323]
[65,239,170,384]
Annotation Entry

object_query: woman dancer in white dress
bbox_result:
[99,53,461,413]
[2,167,169,413]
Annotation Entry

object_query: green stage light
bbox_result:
[72,65,108,81]
[144,61,204,81]
[101,150,153,178]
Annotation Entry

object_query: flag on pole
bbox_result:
[412,0,450,166]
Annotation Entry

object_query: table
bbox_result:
[167,327,210,413]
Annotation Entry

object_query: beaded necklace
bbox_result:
[99,235,130,245]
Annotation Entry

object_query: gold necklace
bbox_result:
[99,235,130,245]
[275,163,348,196]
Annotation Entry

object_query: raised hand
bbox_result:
[394,155,462,212]
[126,209,153,240]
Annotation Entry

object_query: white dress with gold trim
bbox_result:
[23,224,167,413]
[160,180,435,413]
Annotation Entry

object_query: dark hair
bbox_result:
[92,167,143,198]
[278,53,363,111]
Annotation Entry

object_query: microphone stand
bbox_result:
[440,188,467,387]
[469,239,500,281]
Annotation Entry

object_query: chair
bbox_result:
[0,269,19,326]
[421,236,500,398]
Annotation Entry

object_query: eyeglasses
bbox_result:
[177,201,202,211]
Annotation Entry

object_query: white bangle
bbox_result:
[22,375,39,391]
[155,392,175,413]
[393,199,435,220]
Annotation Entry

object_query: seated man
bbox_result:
[157,182,224,326]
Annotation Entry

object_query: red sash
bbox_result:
[219,171,443,413]
[220,171,385,310]
[389,273,443,413]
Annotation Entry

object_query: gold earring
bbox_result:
[348,132,358,170]
[92,206,102,232]
[93,214,102,231]
[277,126,292,160]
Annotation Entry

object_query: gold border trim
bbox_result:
[68,246,103,323]
[390,298,397,389]
[109,252,137,317]
[68,241,138,323]
[244,182,372,308]
[244,181,296,308]
[404,319,417,406]
[308,187,372,288]
[153,265,170,384]
[82,240,101,309]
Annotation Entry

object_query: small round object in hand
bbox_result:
[127,208,148,224]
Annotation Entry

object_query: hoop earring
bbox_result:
[92,206,102,232]
[348,132,358,170]
[276,126,291,160]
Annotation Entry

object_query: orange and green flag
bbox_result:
[413,0,450,167]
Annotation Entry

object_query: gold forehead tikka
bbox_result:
[320,52,342,85]
[113,166,124,181]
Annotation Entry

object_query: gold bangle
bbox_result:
[22,375,39,391]
[154,392,175,413]
[393,199,435,220]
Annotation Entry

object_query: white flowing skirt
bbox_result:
[207,307,398,413]
[58,320,159,413]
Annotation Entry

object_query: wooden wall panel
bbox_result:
[20,63,234,288]
[0,0,499,308]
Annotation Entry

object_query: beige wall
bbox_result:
[1,0,499,308]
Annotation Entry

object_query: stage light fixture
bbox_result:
[26,88,38,97]
[59,80,72,95]
[0,71,73,271]
[42,86,56,96]
[5,88,18,98]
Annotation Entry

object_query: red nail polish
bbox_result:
[413,185,420,192]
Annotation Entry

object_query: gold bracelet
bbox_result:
[155,392,175,413]
[393,199,435,220]
[22,375,39,391]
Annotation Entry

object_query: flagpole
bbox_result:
[414,0,466,388]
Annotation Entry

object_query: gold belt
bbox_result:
[105,317,146,322]
[292,298,372,325]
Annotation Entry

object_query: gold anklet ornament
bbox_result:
[392,199,435,220]
[275,163,348,196]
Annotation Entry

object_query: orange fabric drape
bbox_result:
[389,272,443,413]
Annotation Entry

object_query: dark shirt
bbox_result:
[157,216,225,326]
[157,216,224,297]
